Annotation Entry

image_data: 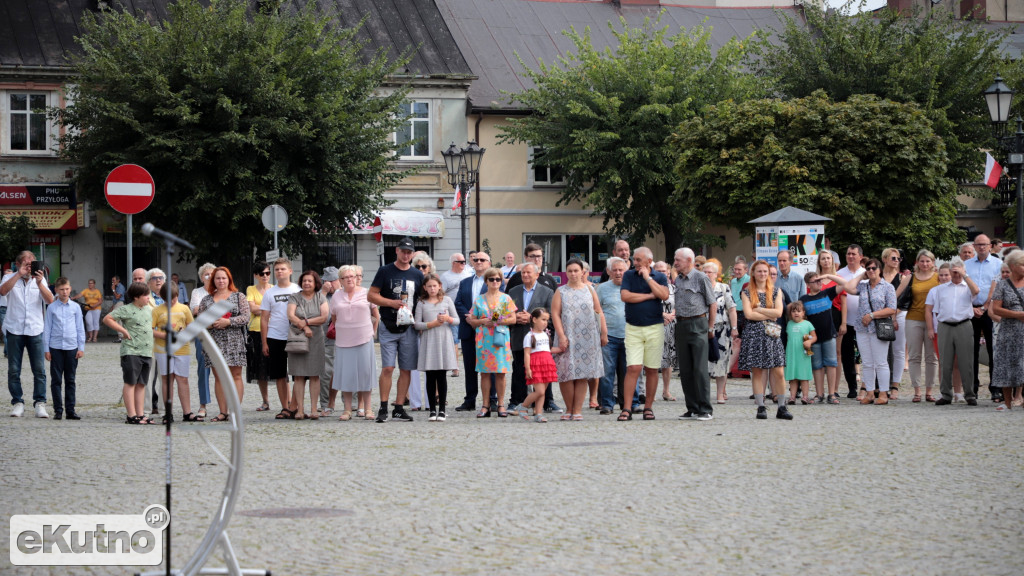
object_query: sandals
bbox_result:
[716,398,726,404]
[617,410,632,421]
[162,413,174,424]
[476,408,491,418]
[197,408,207,419]
[183,412,203,422]
[308,410,320,421]
[925,394,937,403]
[138,415,156,425]
[912,393,922,403]
[642,408,655,421]
[126,415,140,425]
[497,407,509,418]
[572,413,584,421]
[210,413,230,422]
[559,413,572,421]
[256,402,270,412]
[339,412,352,421]
[889,387,899,401]
[662,395,677,402]
[293,412,306,421]
[275,409,295,420]
[826,394,840,405]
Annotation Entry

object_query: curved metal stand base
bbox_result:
[137,329,268,576]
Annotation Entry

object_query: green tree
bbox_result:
[56,0,410,261]
[752,3,1023,184]
[673,92,965,258]
[0,213,35,265]
[498,16,765,256]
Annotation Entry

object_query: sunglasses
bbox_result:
[151,276,165,281]
[257,271,271,276]
[452,260,466,264]
[472,258,489,263]
[416,264,429,270]
[865,266,879,271]
[487,277,502,283]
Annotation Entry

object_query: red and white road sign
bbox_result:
[104,164,155,215]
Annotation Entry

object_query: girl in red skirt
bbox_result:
[521,308,561,423]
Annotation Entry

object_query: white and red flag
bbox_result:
[984,152,1002,189]
[452,183,462,210]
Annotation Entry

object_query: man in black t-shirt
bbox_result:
[368,237,422,422]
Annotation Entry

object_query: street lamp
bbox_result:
[441,140,486,257]
[984,76,1024,249]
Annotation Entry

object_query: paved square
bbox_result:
[2,341,1022,575]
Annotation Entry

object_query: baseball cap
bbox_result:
[397,237,415,251]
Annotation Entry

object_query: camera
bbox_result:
[30,261,43,275]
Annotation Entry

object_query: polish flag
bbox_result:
[452,183,462,209]
[984,152,1002,189]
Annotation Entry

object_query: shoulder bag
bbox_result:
[762,288,782,339]
[868,284,895,342]
[285,325,309,353]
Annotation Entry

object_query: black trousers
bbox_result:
[49,348,78,415]
[461,338,496,407]
[971,311,994,397]
[424,370,447,411]
[841,326,859,393]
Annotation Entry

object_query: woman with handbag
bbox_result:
[881,248,911,400]
[823,258,897,404]
[551,259,607,421]
[466,267,518,418]
[198,266,251,422]
[704,260,737,404]
[739,260,790,420]
[286,270,330,420]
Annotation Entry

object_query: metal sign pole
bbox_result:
[127,214,133,284]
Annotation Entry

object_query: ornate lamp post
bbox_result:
[441,141,486,257]
[983,75,1024,248]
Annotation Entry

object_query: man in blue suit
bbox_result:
[454,251,499,411]
[507,262,554,412]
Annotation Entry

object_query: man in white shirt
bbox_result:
[925,262,980,406]
[500,251,518,280]
[837,244,865,398]
[1,251,55,417]
[261,258,301,417]
[963,234,1003,401]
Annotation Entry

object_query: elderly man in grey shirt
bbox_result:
[596,257,629,414]
[673,248,716,420]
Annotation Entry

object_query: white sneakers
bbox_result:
[10,402,49,417]
[10,402,25,417]
[34,402,49,418]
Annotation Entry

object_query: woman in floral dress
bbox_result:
[704,260,736,404]
[467,267,517,418]
[552,259,607,421]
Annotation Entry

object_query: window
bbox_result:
[382,237,432,266]
[303,240,357,274]
[6,92,52,153]
[529,146,565,186]
[394,101,430,159]
[523,233,619,274]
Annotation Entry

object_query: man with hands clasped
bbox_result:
[617,247,670,421]
[924,262,980,406]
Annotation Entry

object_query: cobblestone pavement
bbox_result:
[1,339,1022,575]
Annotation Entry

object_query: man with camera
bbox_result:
[1,251,55,418]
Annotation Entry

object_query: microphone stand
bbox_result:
[162,237,175,576]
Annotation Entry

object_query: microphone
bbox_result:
[141,223,196,250]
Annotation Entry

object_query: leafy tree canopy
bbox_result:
[57,0,411,262]
[0,213,35,265]
[673,91,965,258]
[498,15,766,257]
[751,3,1024,184]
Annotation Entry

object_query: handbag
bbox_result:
[326,321,336,340]
[285,325,309,354]
[707,332,721,362]
[867,284,896,342]
[492,328,507,347]
[764,321,781,339]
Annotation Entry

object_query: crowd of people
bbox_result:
[3,233,1022,423]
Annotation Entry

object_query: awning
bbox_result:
[349,210,445,238]
[0,204,86,230]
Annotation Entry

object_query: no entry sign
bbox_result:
[104,164,155,215]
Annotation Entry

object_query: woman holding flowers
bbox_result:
[466,267,517,418]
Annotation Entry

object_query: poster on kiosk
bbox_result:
[754,224,825,280]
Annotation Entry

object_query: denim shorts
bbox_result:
[811,338,838,370]
[379,325,419,371]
